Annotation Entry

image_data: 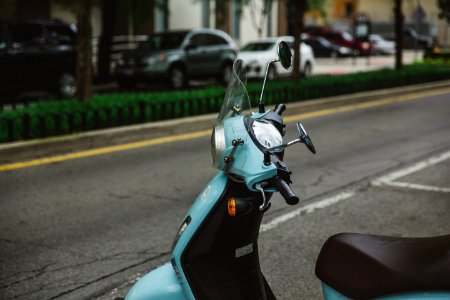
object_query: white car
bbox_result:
[238,36,315,80]
[369,34,396,55]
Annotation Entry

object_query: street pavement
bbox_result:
[0,88,449,299]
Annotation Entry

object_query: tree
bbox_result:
[76,0,93,102]
[437,0,450,23]
[65,0,167,101]
[286,0,306,80]
[394,0,403,70]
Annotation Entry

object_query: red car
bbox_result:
[304,27,371,56]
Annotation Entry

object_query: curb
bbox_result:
[1,79,450,164]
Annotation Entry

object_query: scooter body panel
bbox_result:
[218,116,278,191]
[171,172,229,299]
[125,173,228,300]
[322,283,450,300]
[125,262,183,300]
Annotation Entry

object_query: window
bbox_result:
[9,24,44,44]
[241,42,275,51]
[208,34,227,46]
[190,33,209,47]
[345,2,354,18]
[138,31,188,51]
[46,25,76,45]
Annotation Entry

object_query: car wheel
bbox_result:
[170,65,186,89]
[58,73,76,98]
[353,49,360,56]
[303,62,312,77]
[267,65,277,80]
[220,63,233,85]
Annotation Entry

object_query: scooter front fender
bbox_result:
[125,262,184,300]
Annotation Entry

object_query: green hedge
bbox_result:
[1,63,449,143]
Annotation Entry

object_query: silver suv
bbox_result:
[115,28,237,89]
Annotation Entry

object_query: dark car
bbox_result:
[302,35,353,57]
[384,28,434,49]
[115,28,237,89]
[0,19,77,100]
[305,27,371,56]
[404,28,434,49]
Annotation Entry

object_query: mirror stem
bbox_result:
[259,59,278,113]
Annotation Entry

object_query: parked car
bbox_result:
[383,29,434,49]
[237,36,315,80]
[369,34,395,55]
[115,29,237,89]
[305,27,371,56]
[402,28,433,49]
[0,19,77,100]
[302,35,353,57]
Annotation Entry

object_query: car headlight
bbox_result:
[339,47,350,54]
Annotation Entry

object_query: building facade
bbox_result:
[1,0,449,51]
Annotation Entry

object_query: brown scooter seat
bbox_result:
[315,233,450,299]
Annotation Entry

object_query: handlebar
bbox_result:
[274,176,299,205]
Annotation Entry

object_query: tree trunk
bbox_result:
[394,0,403,70]
[76,0,93,102]
[97,0,115,83]
[291,0,306,81]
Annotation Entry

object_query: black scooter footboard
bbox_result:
[181,180,275,300]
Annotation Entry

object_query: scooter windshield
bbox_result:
[211,59,251,170]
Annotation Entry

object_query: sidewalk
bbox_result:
[314,50,423,75]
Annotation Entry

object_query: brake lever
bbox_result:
[256,183,271,212]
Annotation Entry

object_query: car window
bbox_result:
[8,23,44,44]
[46,25,76,45]
[241,42,275,51]
[138,31,188,51]
[190,33,209,47]
[326,33,340,41]
[208,34,228,46]
[341,31,353,41]
[319,38,331,46]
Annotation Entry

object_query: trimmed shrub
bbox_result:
[1,63,449,143]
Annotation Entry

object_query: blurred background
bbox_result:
[0,0,448,102]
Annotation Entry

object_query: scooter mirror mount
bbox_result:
[265,122,316,155]
[258,41,293,113]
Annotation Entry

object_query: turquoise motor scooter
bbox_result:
[125,40,450,299]
[125,42,315,299]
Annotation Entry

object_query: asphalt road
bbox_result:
[1,89,450,299]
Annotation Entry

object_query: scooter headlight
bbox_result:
[252,120,283,149]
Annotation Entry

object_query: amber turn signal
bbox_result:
[228,197,236,217]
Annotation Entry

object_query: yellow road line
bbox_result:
[0,130,210,172]
[1,87,449,172]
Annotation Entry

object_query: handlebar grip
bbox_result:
[274,176,299,205]
[274,104,286,116]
